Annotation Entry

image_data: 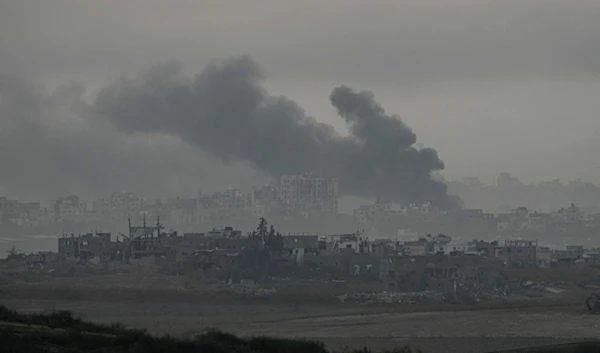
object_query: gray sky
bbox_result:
[1,0,600,202]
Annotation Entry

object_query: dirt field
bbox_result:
[1,268,599,352]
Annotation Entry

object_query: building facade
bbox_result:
[279,173,339,214]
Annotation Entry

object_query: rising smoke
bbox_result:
[95,56,462,210]
[0,74,263,202]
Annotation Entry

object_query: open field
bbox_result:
[1,296,596,353]
[1,267,600,352]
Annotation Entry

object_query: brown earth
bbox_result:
[1,267,600,352]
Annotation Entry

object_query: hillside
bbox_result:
[0,305,419,353]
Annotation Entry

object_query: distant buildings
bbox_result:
[353,202,404,223]
[92,192,146,222]
[279,173,339,215]
[352,201,442,224]
[495,239,538,268]
[496,172,521,189]
[58,232,112,259]
[0,196,44,226]
[55,195,87,223]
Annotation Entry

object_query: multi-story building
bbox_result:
[353,201,404,223]
[0,197,20,222]
[0,198,42,226]
[58,232,112,259]
[0,197,39,224]
[93,192,146,222]
[166,197,197,226]
[496,172,521,188]
[279,173,339,214]
[55,195,87,222]
[495,239,538,268]
[195,188,249,226]
[381,254,505,294]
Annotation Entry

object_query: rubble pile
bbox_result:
[230,285,278,297]
[455,282,510,302]
[0,252,123,280]
[337,290,445,305]
[516,280,565,298]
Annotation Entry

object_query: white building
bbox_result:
[353,202,403,223]
[93,192,146,221]
[55,195,87,222]
[279,173,339,214]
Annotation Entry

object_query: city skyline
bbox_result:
[2,1,600,206]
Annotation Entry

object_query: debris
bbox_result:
[586,293,600,313]
[517,280,566,297]
[230,285,277,297]
[337,291,445,305]
[544,287,565,294]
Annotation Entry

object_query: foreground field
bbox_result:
[1,297,597,352]
[1,267,599,352]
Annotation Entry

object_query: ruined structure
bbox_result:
[381,254,506,298]
[495,239,538,268]
[58,232,112,260]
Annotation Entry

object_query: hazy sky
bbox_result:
[1,0,600,202]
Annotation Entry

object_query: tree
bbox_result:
[267,224,284,251]
[7,246,23,259]
[268,224,276,239]
[251,217,269,246]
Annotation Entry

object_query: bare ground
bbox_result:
[1,268,599,352]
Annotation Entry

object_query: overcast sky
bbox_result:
[1,0,600,203]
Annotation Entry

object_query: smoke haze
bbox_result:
[0,74,265,203]
[94,56,461,209]
[2,0,600,209]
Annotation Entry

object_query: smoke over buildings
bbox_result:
[96,56,462,210]
[0,74,264,202]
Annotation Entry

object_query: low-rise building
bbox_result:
[381,254,505,295]
[536,246,552,268]
[58,232,112,259]
[495,239,538,268]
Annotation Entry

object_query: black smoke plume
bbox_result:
[0,75,263,202]
[95,56,462,210]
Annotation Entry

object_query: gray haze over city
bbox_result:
[5,3,600,353]
[1,0,600,211]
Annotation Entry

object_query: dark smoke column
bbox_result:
[95,56,462,210]
[330,85,462,210]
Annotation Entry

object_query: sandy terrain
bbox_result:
[1,295,597,353]
[1,268,599,352]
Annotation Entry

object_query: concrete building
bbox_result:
[303,252,381,278]
[326,233,373,254]
[536,246,552,268]
[402,239,428,256]
[58,232,112,259]
[175,229,252,262]
[279,173,339,214]
[194,188,250,226]
[381,254,505,294]
[93,192,146,222]
[282,235,319,253]
[353,201,404,223]
[0,197,20,223]
[495,239,538,268]
[497,172,521,188]
[467,240,499,257]
[0,197,41,224]
[553,245,585,264]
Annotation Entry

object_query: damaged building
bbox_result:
[58,232,113,260]
[381,254,506,297]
